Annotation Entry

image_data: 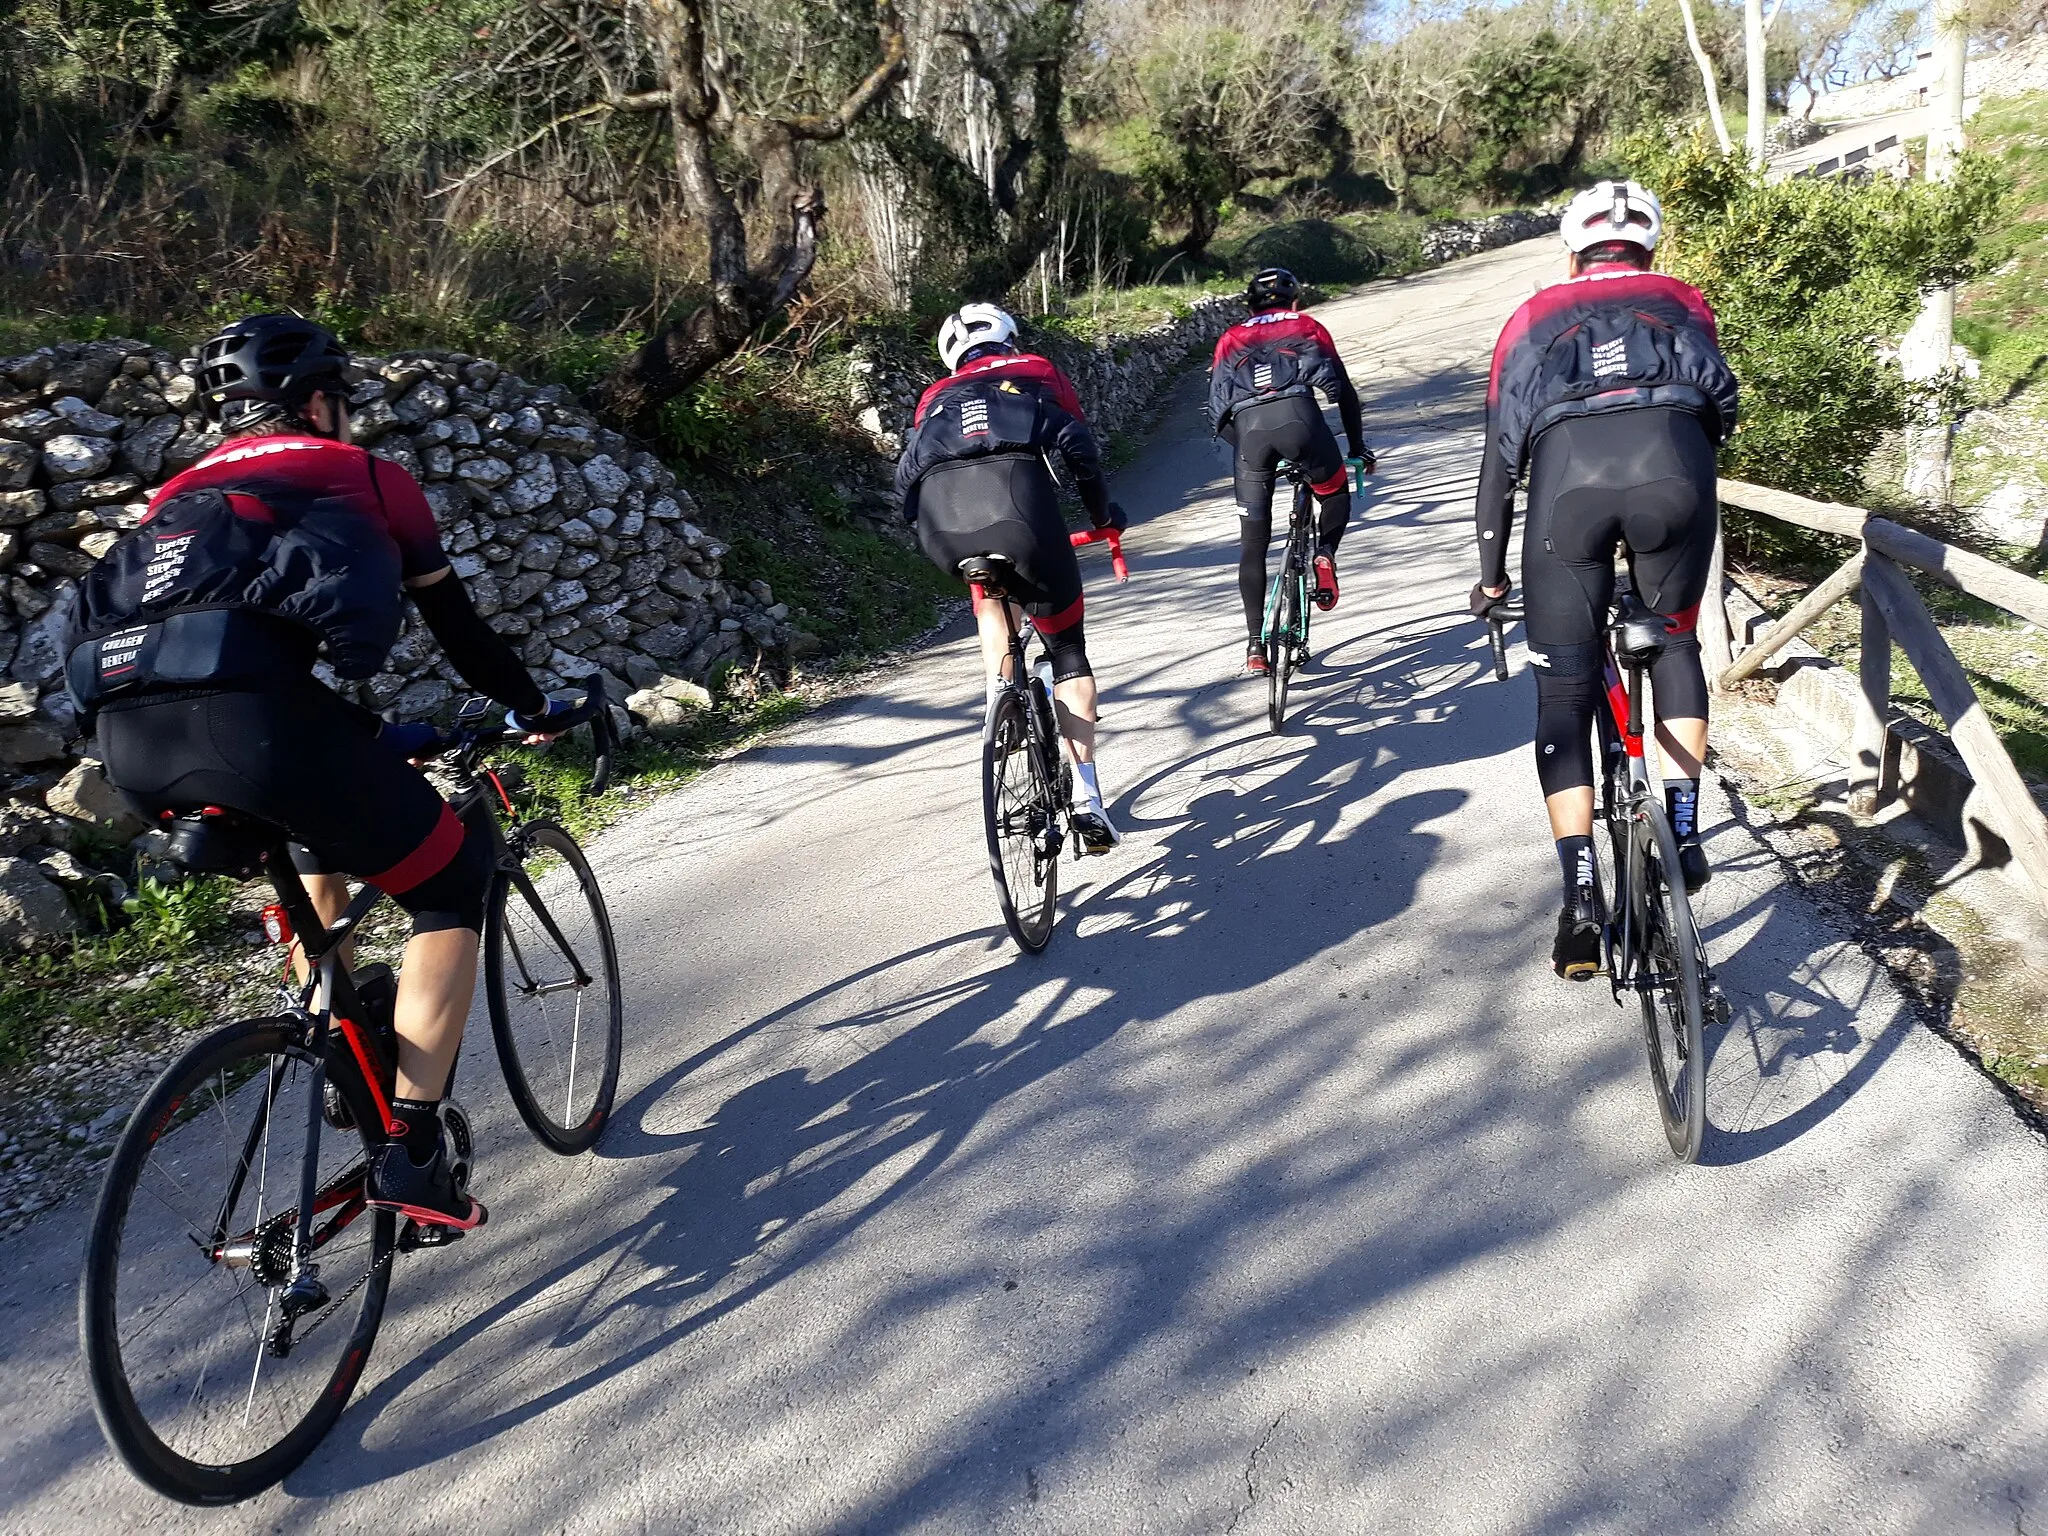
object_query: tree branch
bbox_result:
[428,91,667,198]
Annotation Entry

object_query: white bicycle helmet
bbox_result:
[1560,180,1664,255]
[937,302,1019,372]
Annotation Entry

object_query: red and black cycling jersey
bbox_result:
[1207,309,1364,453]
[155,435,450,580]
[893,351,1109,524]
[1475,265,1739,589]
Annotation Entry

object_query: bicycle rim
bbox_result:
[80,1017,393,1505]
[1629,799,1708,1162]
[486,820,624,1154]
[983,687,1057,952]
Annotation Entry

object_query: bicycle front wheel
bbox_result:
[80,1016,394,1505]
[486,820,624,1154]
[1628,797,1707,1162]
[983,686,1058,953]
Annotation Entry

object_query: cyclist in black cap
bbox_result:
[67,314,576,1228]
[1208,266,1373,675]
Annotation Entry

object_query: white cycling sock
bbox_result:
[1074,760,1104,810]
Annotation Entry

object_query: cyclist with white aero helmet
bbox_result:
[1467,180,1740,980]
[894,302,1127,853]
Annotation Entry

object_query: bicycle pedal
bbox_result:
[398,1208,484,1250]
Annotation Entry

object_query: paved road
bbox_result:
[6,240,2048,1534]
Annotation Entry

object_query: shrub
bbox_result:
[1628,126,2008,501]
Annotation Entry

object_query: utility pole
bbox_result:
[1745,0,1769,161]
[1901,0,1970,503]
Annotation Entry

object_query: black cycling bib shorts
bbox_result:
[915,454,1093,682]
[1520,407,1718,798]
[101,682,493,932]
[1222,395,1351,640]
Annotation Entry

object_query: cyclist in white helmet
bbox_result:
[894,303,1127,853]
[1468,179,1740,980]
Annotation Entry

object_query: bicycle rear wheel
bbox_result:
[1266,577,1299,733]
[80,1016,394,1505]
[486,820,624,1154]
[1628,797,1708,1162]
[983,686,1058,952]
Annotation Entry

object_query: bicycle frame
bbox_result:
[1260,467,1316,654]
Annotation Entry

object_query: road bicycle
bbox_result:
[1259,457,1368,733]
[79,689,623,1504]
[1486,585,1727,1163]
[960,526,1127,954]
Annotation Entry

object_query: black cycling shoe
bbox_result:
[1677,840,1711,893]
[367,1139,486,1231]
[1552,887,1606,982]
[1071,806,1122,855]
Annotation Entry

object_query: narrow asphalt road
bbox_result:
[5,239,2047,1534]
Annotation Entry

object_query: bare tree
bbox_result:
[435,1,907,434]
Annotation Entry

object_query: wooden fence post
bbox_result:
[1848,578,1891,816]
[1861,554,2048,917]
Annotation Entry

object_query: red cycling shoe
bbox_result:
[1245,646,1270,676]
[1312,554,1340,611]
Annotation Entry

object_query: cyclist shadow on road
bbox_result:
[295,618,1532,1498]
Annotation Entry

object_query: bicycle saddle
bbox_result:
[1609,602,1673,666]
[956,553,1017,594]
[157,805,283,879]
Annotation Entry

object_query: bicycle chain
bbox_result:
[287,1238,400,1348]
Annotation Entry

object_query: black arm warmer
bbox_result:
[1473,424,1517,593]
[1055,414,1111,523]
[1331,375,1366,461]
[409,575,548,715]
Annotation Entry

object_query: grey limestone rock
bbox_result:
[0,856,79,949]
[581,454,631,504]
[49,396,124,436]
[0,440,35,490]
[119,413,181,478]
[39,434,115,482]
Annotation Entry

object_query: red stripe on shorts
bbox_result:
[1034,594,1085,634]
[366,802,464,895]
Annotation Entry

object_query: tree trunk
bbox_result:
[1675,0,1735,153]
[1745,0,1769,160]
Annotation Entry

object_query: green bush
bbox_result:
[1629,126,2008,501]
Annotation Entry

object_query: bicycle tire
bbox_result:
[1629,796,1708,1162]
[983,686,1057,953]
[1267,578,1299,733]
[81,1016,394,1505]
[486,820,623,1154]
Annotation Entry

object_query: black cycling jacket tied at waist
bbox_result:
[67,608,321,713]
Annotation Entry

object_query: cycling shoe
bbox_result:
[1551,887,1606,982]
[1071,806,1122,855]
[368,1139,487,1230]
[1677,841,1711,893]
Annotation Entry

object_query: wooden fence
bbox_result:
[1702,479,2048,920]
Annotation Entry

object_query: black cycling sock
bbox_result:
[1555,834,1595,905]
[1667,778,1701,843]
[390,1096,442,1164]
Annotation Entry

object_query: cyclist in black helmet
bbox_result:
[67,314,577,1230]
[1208,266,1373,675]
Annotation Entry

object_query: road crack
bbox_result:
[1226,1408,1288,1533]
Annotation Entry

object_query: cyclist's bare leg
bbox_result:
[391,928,477,1100]
[1052,677,1098,766]
[973,594,1021,686]
[297,871,474,1099]
[1544,787,1595,843]
[1657,716,1707,780]
[293,872,355,981]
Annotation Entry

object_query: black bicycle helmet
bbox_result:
[1245,267,1300,312]
[197,314,351,432]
